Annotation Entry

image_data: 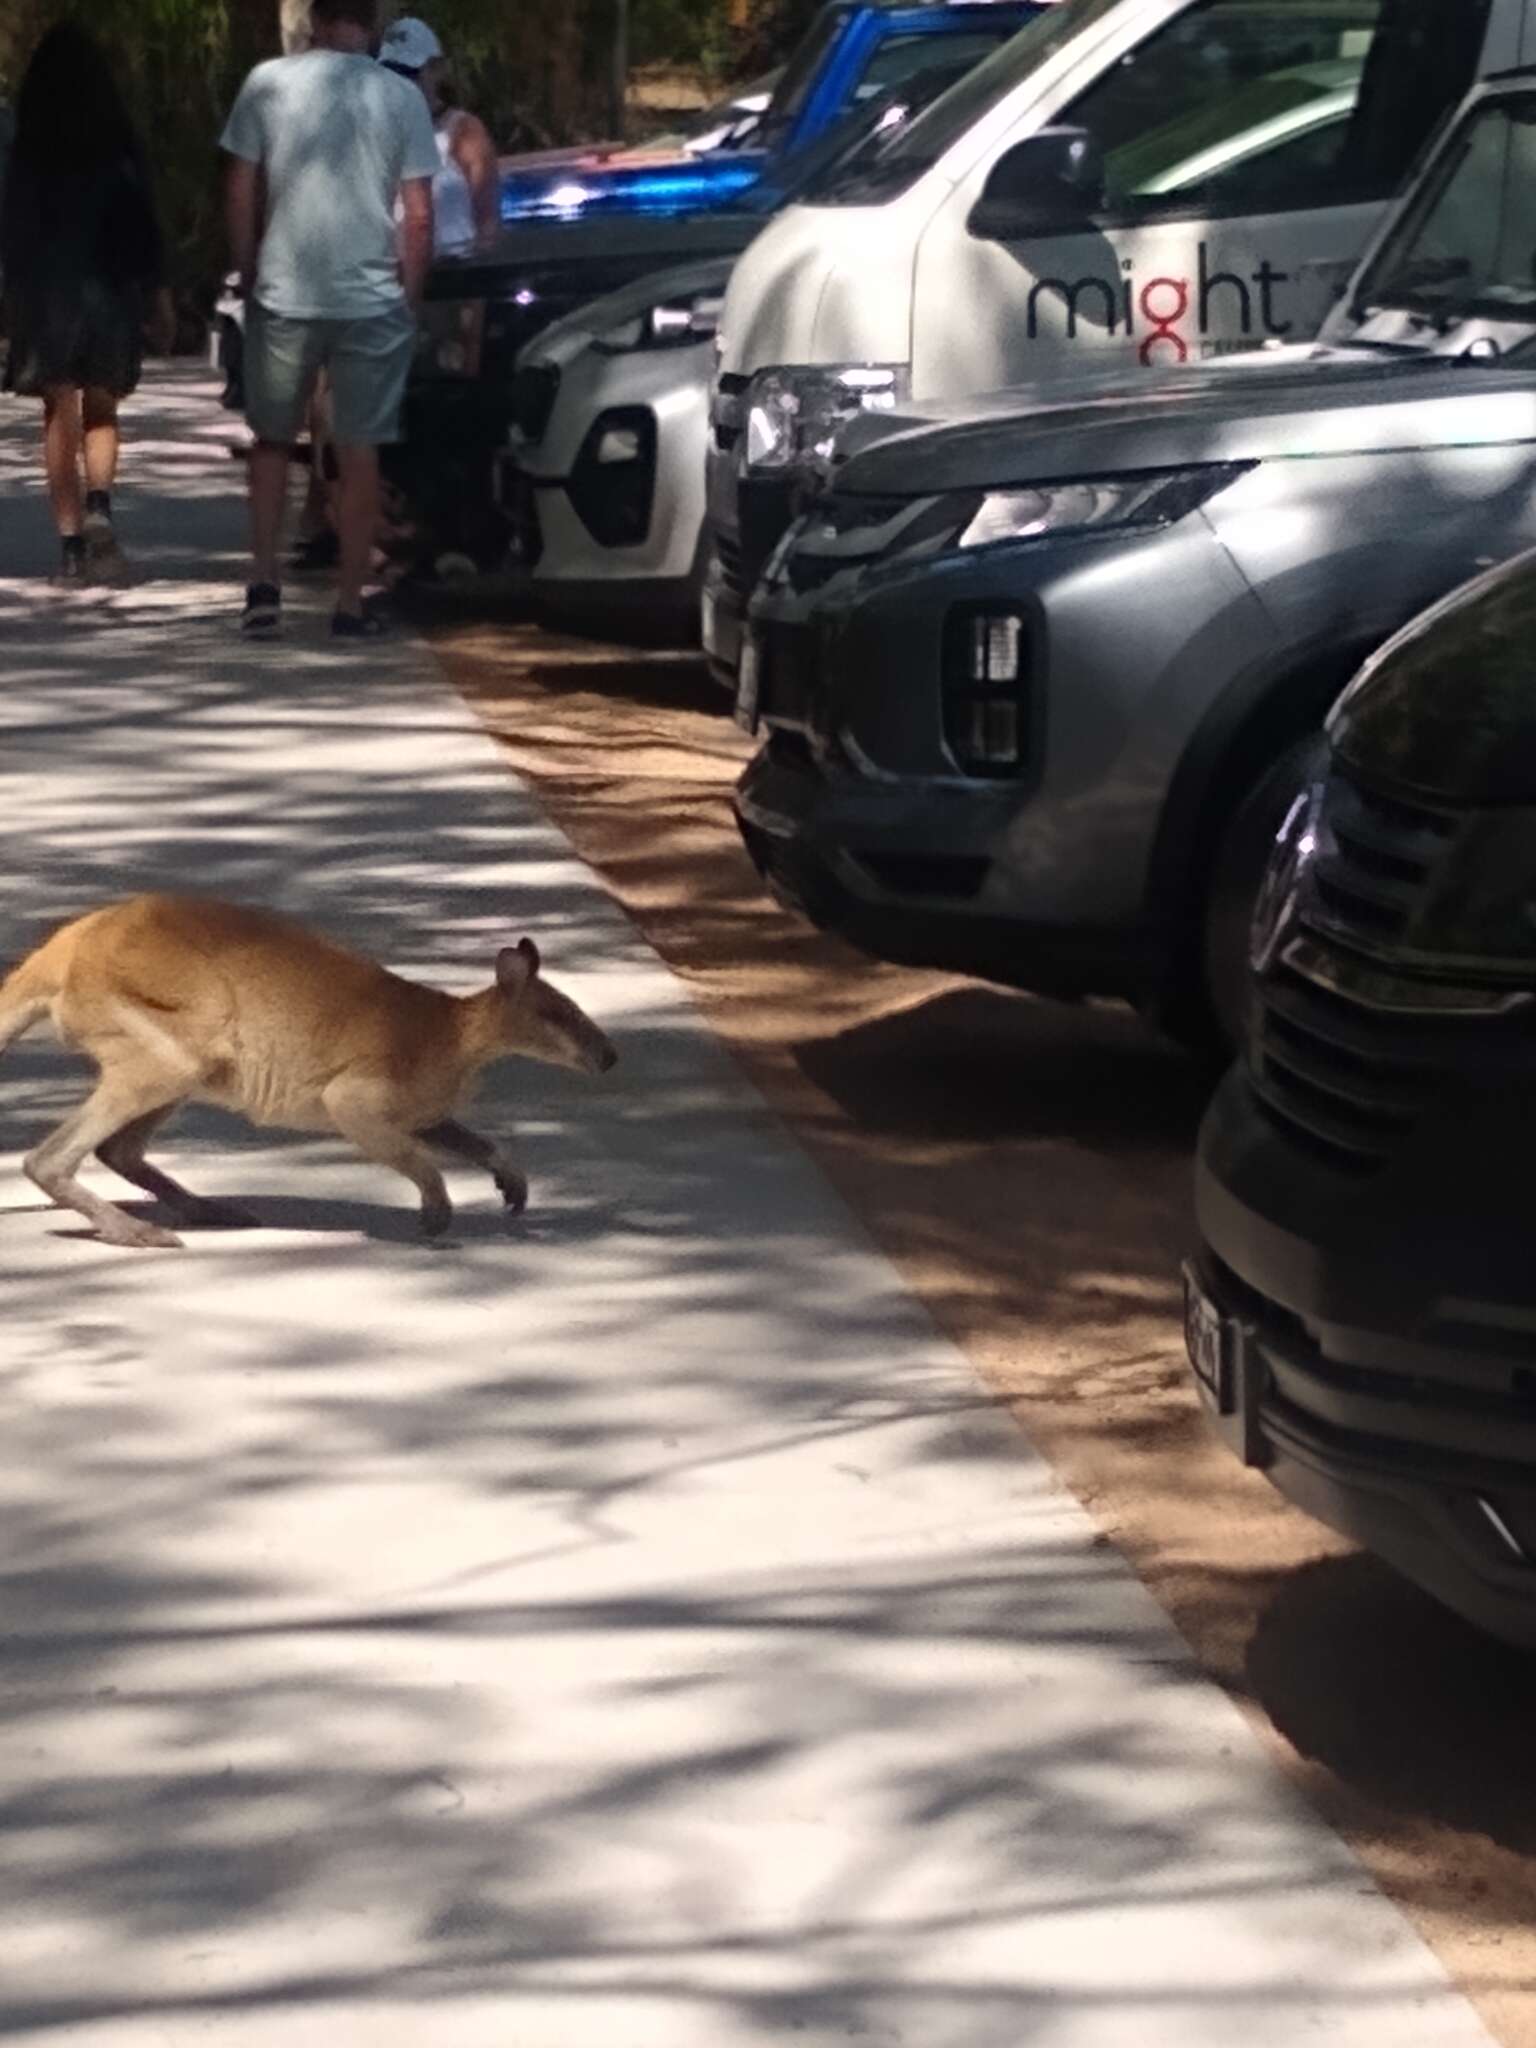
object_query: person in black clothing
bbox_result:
[0,25,172,583]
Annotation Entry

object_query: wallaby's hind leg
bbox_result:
[26,1080,190,1249]
[324,1080,453,1237]
[97,1109,256,1229]
[420,1118,528,1215]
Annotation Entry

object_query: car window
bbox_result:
[851,29,1017,103]
[758,6,849,145]
[747,57,976,212]
[1067,0,1494,224]
[1357,98,1536,321]
[814,0,1112,203]
[1184,106,1354,209]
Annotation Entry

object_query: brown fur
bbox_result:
[0,894,617,1249]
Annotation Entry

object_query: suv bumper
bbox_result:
[1191,1064,1536,1645]
[736,739,1146,998]
[702,547,744,690]
[702,469,798,690]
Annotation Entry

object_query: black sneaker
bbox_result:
[241,582,282,637]
[330,604,390,640]
[53,537,87,587]
[82,515,130,585]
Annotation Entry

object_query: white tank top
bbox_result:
[433,114,477,255]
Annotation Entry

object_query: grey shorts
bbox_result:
[245,299,416,447]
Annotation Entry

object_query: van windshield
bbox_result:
[1355,97,1536,323]
[757,5,850,149]
[811,0,1114,203]
[734,57,981,213]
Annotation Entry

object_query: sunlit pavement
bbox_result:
[0,370,1497,2047]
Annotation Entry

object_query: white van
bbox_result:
[703,0,1530,681]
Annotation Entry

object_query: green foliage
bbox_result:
[630,0,735,78]
[397,0,612,149]
[0,0,813,318]
[736,0,824,73]
[0,0,278,313]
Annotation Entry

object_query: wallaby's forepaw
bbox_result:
[99,1214,183,1251]
[494,1168,528,1216]
[420,1194,454,1239]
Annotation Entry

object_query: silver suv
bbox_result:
[733,77,1536,1045]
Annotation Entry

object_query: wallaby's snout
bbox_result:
[496,939,618,1076]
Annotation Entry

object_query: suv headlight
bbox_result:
[741,363,908,477]
[955,468,1251,550]
[791,465,1251,578]
[597,289,725,355]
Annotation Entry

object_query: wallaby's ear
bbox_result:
[495,939,540,994]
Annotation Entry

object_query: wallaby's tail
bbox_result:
[0,919,78,1061]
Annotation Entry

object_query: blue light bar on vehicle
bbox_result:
[501,161,763,223]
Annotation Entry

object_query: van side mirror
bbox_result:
[967,128,1106,241]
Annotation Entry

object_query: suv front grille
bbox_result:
[713,371,748,453]
[1249,770,1493,1172]
[509,362,561,445]
[716,532,747,602]
[1307,772,1456,949]
[1252,959,1450,1170]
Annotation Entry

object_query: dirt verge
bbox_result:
[434,613,1536,2045]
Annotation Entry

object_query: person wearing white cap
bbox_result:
[379,16,497,256]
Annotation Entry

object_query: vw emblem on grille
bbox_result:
[1250,785,1321,978]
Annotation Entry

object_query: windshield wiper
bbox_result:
[1340,337,1434,354]
[1354,255,1473,323]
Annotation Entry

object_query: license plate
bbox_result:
[1183,1263,1232,1413]
[1182,1263,1268,1467]
[734,632,763,735]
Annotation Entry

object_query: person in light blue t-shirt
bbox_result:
[220,0,438,640]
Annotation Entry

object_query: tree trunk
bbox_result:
[608,0,628,141]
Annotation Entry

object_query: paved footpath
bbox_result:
[0,372,1497,2047]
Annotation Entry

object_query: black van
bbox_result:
[1185,547,1536,1644]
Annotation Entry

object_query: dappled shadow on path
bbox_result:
[0,375,1481,2045]
[435,610,1536,2031]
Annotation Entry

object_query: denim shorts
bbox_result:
[244,299,416,446]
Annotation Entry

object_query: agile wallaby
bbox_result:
[0,893,617,1249]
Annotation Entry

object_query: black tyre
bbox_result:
[1200,734,1327,1054]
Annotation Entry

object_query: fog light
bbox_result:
[570,407,657,548]
[973,613,1020,685]
[944,607,1030,776]
[597,425,643,465]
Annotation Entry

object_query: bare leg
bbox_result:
[96,1109,255,1228]
[42,385,84,537]
[26,1082,189,1249]
[421,1117,528,1213]
[81,386,120,495]
[331,440,379,616]
[298,379,338,541]
[248,439,291,590]
[78,386,129,581]
[325,1080,453,1236]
